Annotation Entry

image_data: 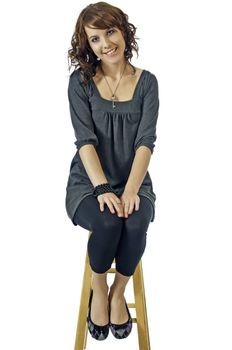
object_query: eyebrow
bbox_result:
[88,35,98,40]
[87,28,116,40]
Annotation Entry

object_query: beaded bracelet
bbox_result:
[92,183,117,198]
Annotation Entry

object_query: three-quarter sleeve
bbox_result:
[134,72,159,154]
[68,70,99,151]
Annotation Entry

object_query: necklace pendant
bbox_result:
[112,95,116,109]
[101,63,127,109]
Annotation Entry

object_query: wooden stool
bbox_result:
[73,231,151,350]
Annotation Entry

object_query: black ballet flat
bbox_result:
[87,289,110,341]
[109,297,133,339]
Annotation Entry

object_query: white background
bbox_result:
[0,0,232,349]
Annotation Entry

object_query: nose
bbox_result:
[101,36,111,49]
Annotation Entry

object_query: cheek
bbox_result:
[90,43,100,54]
[116,34,126,47]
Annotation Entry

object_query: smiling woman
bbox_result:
[68,1,138,84]
[85,26,126,68]
[65,1,160,343]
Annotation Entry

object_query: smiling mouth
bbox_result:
[103,47,117,55]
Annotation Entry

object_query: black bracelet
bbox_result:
[92,183,117,198]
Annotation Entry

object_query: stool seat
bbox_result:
[73,231,151,349]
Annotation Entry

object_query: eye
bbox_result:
[91,37,99,43]
[107,28,115,36]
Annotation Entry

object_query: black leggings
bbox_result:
[73,195,154,277]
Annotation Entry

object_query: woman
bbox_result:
[65,1,159,341]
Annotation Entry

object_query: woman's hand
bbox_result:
[97,192,124,217]
[120,189,140,218]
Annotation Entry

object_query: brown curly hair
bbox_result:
[67,2,139,84]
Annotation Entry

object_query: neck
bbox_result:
[100,60,128,80]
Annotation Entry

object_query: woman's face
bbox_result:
[84,26,126,64]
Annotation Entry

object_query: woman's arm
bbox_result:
[68,71,108,186]
[126,72,159,194]
[124,146,151,194]
[79,144,124,217]
[79,144,108,187]
[121,73,159,216]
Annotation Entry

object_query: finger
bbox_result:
[124,202,130,218]
[105,198,115,214]
[128,200,135,215]
[119,201,126,217]
[135,197,140,211]
[111,198,124,217]
[99,199,105,212]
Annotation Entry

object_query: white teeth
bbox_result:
[105,48,116,55]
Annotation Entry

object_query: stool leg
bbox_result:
[74,251,92,350]
[133,260,151,350]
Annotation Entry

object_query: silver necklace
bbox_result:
[101,63,127,109]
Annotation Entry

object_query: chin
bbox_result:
[107,54,125,64]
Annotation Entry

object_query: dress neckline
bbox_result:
[90,69,146,104]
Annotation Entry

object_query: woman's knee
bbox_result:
[124,214,151,240]
[74,195,123,232]
[87,214,123,273]
[98,210,123,233]
[87,208,123,250]
[124,196,153,234]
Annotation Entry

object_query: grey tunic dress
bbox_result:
[65,68,159,226]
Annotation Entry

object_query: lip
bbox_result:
[103,47,118,55]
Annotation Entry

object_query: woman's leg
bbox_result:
[109,196,154,323]
[73,195,124,325]
[115,196,154,276]
[73,195,124,273]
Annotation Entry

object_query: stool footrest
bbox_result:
[108,268,116,273]
[128,303,136,308]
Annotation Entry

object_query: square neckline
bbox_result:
[90,69,146,104]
